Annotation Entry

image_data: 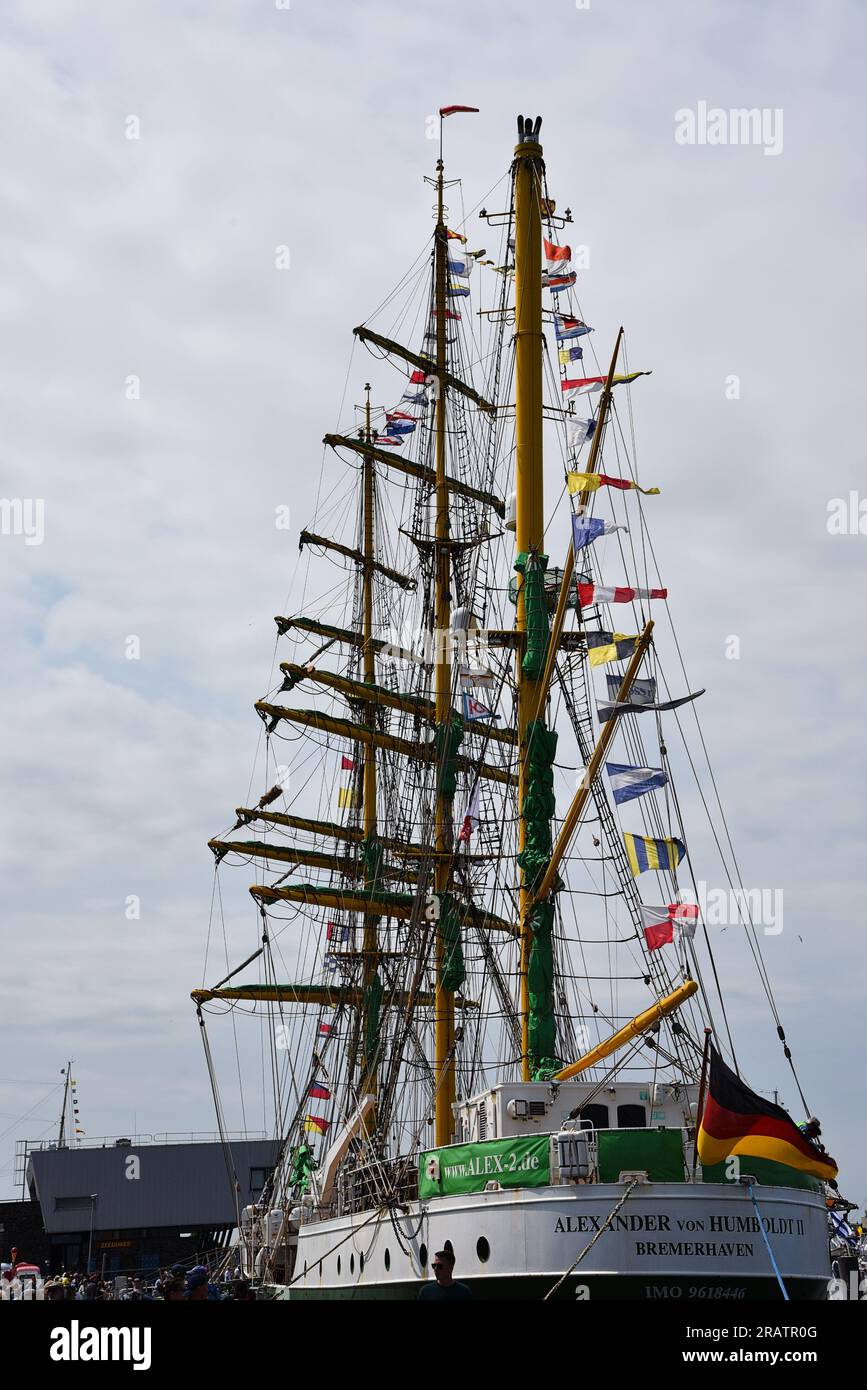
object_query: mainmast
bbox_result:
[433,156,455,1146]
[513,116,546,1080]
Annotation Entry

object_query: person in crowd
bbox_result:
[184,1271,210,1301]
[417,1248,472,1301]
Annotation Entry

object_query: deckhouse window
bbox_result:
[617,1104,646,1128]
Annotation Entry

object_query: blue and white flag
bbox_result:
[567,416,596,450]
[829,1209,858,1247]
[462,691,498,723]
[385,419,415,435]
[572,514,629,553]
[606,762,668,805]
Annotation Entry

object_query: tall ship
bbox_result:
[193,113,841,1300]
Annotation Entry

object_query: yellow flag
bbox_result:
[567,472,660,497]
[338,786,359,809]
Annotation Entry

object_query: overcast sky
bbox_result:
[2,0,865,1209]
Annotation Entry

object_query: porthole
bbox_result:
[384,1248,391,1271]
[444,1239,454,1255]
[303,1261,307,1276]
[419,1243,428,1268]
[476,1236,490,1263]
[359,1251,364,1273]
[337,1255,341,1276]
[350,1253,355,1274]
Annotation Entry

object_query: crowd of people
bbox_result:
[37,1263,256,1301]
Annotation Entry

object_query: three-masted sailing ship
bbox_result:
[193,113,840,1300]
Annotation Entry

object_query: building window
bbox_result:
[617,1104,646,1129]
[54,1195,93,1212]
[249,1166,275,1199]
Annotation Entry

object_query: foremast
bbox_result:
[359,384,382,1111]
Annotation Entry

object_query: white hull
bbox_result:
[274,1181,831,1300]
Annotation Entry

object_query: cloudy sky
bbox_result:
[2,0,865,1209]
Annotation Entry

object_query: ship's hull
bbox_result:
[272,1181,832,1301]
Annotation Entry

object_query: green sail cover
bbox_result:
[434,713,465,799]
[527,900,560,1077]
[438,892,466,993]
[419,1134,551,1199]
[517,720,558,889]
[361,835,384,886]
[514,551,550,679]
[288,1143,316,1194]
[363,971,384,1067]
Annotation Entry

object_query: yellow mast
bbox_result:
[359,384,380,1105]
[433,156,455,1146]
[513,116,545,1081]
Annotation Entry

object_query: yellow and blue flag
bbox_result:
[624,833,686,877]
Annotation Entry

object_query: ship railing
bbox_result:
[335,1154,419,1217]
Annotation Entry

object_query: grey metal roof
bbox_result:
[28,1139,281,1234]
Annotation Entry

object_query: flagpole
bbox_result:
[692,1027,713,1180]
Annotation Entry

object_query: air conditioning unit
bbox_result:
[507,1098,529,1119]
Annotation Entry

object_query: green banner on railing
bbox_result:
[419,1134,551,1199]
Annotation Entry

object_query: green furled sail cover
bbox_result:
[527,900,560,1078]
[517,720,558,889]
[437,891,466,993]
[363,971,384,1067]
[361,835,384,887]
[288,1143,316,1194]
[514,551,550,679]
[434,713,465,799]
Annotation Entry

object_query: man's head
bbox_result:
[804,1116,821,1140]
[431,1249,455,1285]
[163,1278,185,1301]
[186,1272,209,1300]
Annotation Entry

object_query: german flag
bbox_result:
[698,1047,837,1191]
